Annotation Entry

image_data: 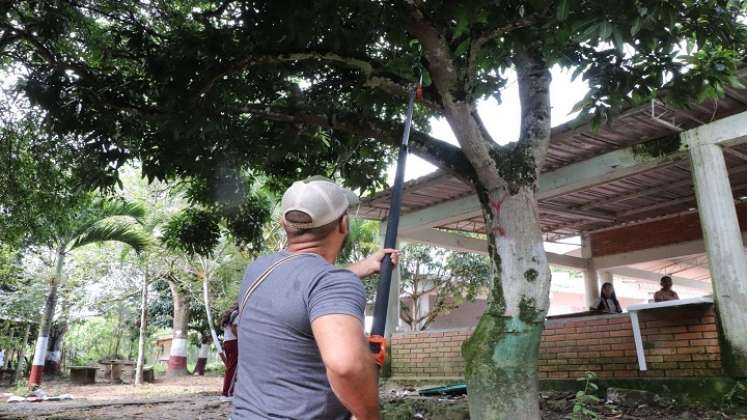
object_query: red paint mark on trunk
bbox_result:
[490,193,509,237]
[29,365,44,385]
[167,355,188,370]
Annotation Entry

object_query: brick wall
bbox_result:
[589,203,747,257]
[390,304,721,381]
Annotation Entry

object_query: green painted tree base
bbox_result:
[462,314,544,419]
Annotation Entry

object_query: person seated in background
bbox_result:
[654,275,680,302]
[592,282,623,313]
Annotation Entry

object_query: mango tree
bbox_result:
[2,0,746,416]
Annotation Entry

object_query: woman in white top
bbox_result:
[592,282,623,313]
[221,304,239,397]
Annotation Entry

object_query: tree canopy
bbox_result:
[1,1,744,196]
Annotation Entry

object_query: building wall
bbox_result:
[590,203,747,257]
[390,304,721,380]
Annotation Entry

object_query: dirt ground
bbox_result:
[0,375,230,419]
[1,376,746,419]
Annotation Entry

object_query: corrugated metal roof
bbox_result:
[359,71,747,241]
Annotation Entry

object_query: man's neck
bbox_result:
[287,242,338,264]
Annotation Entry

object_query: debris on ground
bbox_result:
[7,393,74,403]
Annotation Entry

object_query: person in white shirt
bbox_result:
[220,304,239,397]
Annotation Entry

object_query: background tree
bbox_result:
[398,244,490,331]
[2,1,747,416]
[24,197,148,385]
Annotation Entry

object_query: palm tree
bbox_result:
[29,197,148,387]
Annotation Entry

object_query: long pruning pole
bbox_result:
[369,82,419,344]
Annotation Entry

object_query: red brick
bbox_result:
[674,332,703,340]
[648,348,677,355]
[610,343,636,351]
[654,326,688,334]
[548,371,569,379]
[644,334,674,341]
[677,346,706,355]
[702,331,718,339]
[692,353,720,361]
[610,329,634,337]
[649,362,678,370]
[690,338,719,347]
[687,324,717,332]
[706,346,721,354]
[613,370,638,378]
[667,369,695,377]
[667,354,693,362]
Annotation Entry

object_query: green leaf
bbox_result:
[454,39,471,57]
[556,0,570,21]
[599,21,612,39]
[453,9,470,40]
[630,17,642,36]
[612,27,624,52]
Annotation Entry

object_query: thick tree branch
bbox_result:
[402,2,458,103]
[225,104,476,183]
[515,50,552,169]
[195,51,442,110]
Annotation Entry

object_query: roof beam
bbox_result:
[396,111,747,234]
[609,266,711,291]
[540,204,616,223]
[398,143,687,233]
[401,228,588,270]
[593,232,747,269]
[681,110,747,147]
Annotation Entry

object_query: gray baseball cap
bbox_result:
[281,176,359,229]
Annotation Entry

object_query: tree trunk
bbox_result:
[29,249,65,387]
[462,188,551,420]
[45,320,67,375]
[166,279,190,376]
[13,322,31,384]
[200,263,224,362]
[194,334,210,376]
[5,326,15,369]
[111,303,124,359]
[134,270,149,385]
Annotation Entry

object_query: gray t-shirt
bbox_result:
[232,251,366,420]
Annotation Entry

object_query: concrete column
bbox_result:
[599,271,614,287]
[689,140,747,376]
[380,222,401,338]
[582,235,600,308]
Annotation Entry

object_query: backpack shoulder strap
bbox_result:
[238,253,310,319]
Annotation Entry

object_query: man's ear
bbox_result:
[339,214,349,235]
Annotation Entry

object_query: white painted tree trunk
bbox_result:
[166,280,190,376]
[29,249,65,387]
[463,188,551,420]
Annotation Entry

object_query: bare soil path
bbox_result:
[1,377,745,419]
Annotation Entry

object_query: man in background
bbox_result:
[654,275,680,302]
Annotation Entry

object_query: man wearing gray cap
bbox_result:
[232,176,398,420]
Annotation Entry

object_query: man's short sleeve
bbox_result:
[308,268,366,323]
